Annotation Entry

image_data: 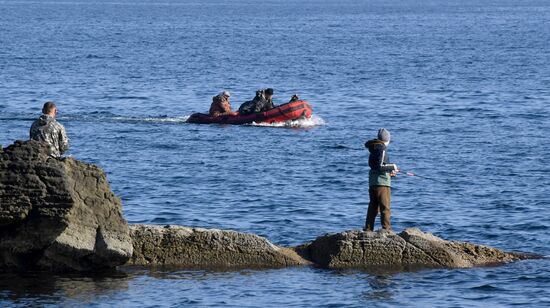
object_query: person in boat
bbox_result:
[238,89,267,115]
[364,128,399,232]
[209,91,237,117]
[288,94,300,103]
[238,88,278,115]
[29,101,69,158]
[263,88,276,110]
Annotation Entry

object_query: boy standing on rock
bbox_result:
[364,128,399,231]
[30,101,69,158]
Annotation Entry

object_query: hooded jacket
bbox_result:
[29,114,69,158]
[365,139,396,187]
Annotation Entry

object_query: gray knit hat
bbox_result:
[221,90,230,97]
[377,128,391,142]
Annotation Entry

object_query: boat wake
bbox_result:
[249,115,326,128]
[16,112,322,128]
[117,115,190,123]
[59,114,190,124]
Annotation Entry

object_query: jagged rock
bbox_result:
[0,140,133,271]
[127,224,308,268]
[296,228,536,269]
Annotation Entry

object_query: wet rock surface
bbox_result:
[127,224,307,268]
[296,228,536,269]
[0,140,133,271]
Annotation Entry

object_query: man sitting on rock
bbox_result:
[30,101,69,158]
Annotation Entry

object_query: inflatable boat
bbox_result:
[186,100,312,125]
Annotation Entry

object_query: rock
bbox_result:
[296,228,536,269]
[0,140,133,271]
[0,141,538,273]
[127,224,308,268]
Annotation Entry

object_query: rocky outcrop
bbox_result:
[127,224,307,268]
[1,141,538,272]
[126,225,536,270]
[0,140,133,271]
[296,228,535,269]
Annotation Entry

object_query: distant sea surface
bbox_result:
[1,0,549,306]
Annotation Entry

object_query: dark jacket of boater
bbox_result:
[365,139,395,187]
[237,99,256,115]
[253,98,274,113]
[238,90,274,115]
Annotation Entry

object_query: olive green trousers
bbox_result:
[365,185,391,231]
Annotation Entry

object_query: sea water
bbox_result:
[1,0,549,306]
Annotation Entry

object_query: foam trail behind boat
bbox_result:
[58,113,190,124]
[250,115,326,128]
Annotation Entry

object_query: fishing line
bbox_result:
[398,170,447,183]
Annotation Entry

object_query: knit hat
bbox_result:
[222,91,230,97]
[377,128,391,142]
[264,88,274,95]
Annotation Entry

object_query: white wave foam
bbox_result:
[141,116,190,123]
[110,115,190,123]
[250,115,326,128]
[65,113,322,127]
[61,114,191,124]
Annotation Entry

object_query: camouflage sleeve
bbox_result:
[222,99,232,113]
[58,124,69,154]
[29,122,37,140]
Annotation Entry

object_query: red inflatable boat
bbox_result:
[186,100,312,125]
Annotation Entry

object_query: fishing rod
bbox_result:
[397,170,447,183]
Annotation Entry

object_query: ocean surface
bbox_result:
[1,0,550,306]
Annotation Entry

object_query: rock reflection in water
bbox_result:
[363,275,398,300]
[0,270,129,305]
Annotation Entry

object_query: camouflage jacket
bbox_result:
[29,115,69,157]
[209,95,232,116]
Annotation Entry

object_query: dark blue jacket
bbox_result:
[365,139,395,186]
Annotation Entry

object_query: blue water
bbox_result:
[1,0,550,306]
